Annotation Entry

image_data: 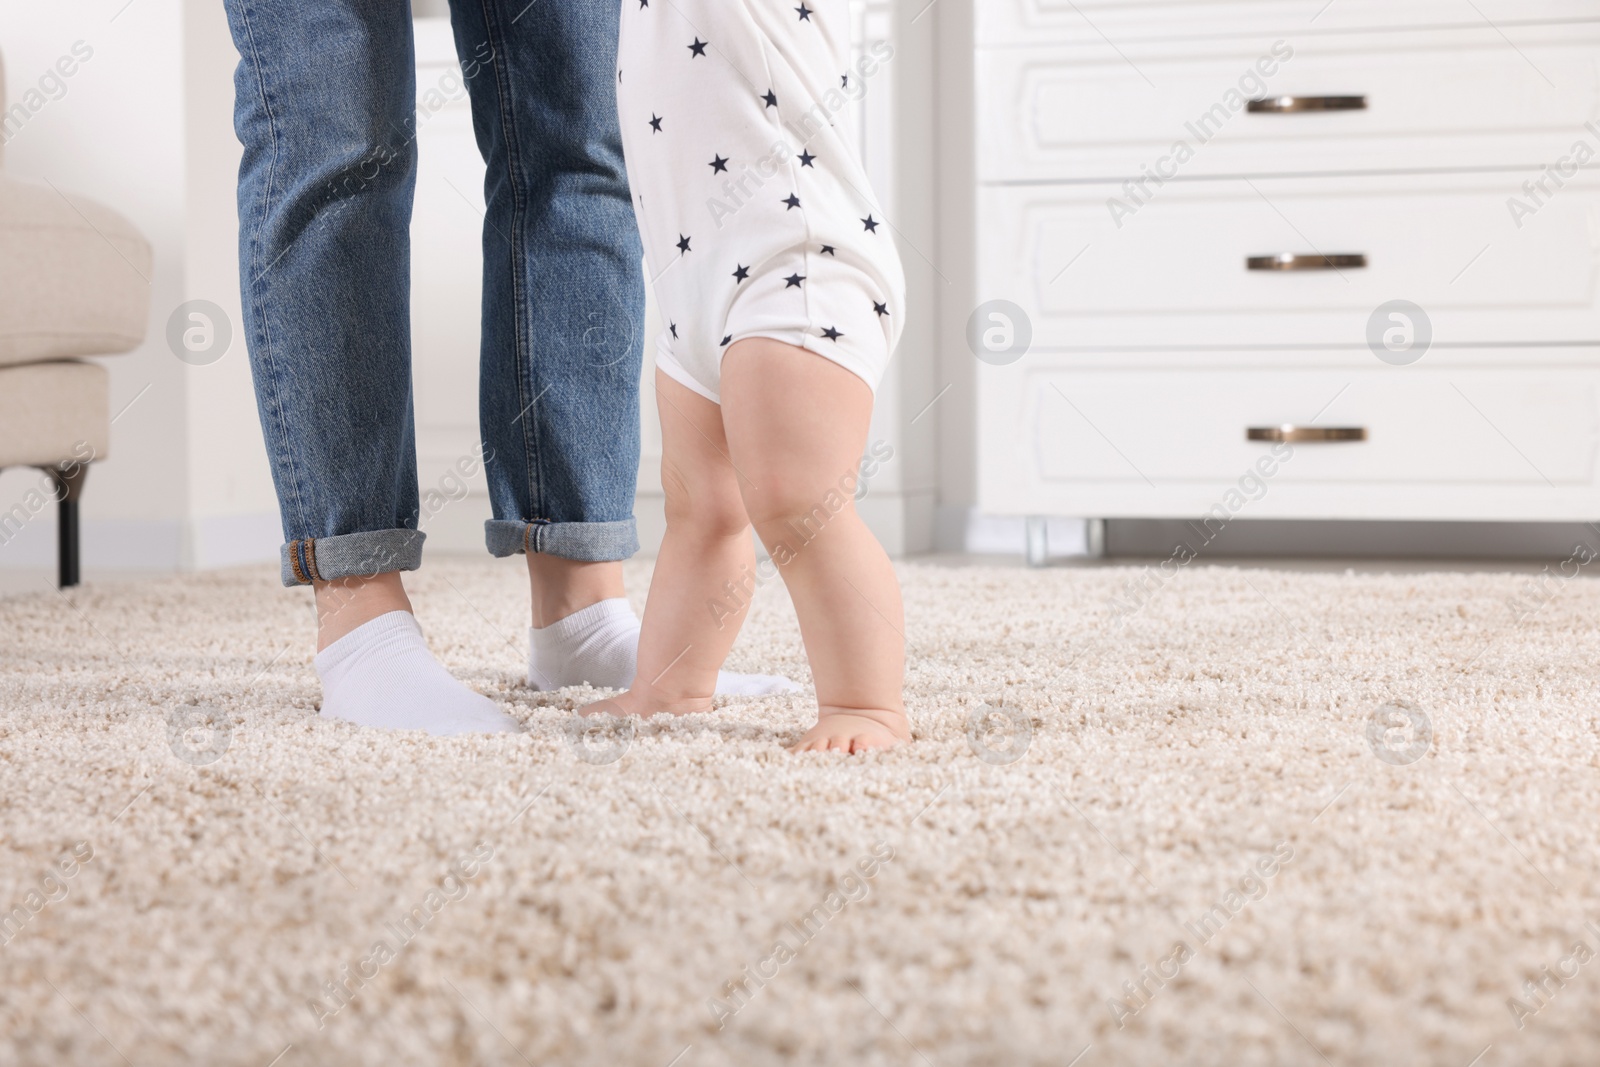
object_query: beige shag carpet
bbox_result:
[3,558,1600,1066]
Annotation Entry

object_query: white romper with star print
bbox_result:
[617,0,906,402]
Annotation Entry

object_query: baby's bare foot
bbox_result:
[578,687,712,720]
[790,705,910,754]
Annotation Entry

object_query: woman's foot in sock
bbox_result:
[527,597,799,696]
[316,611,521,736]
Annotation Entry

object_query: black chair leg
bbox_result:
[42,464,89,589]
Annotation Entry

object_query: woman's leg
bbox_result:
[721,340,908,753]
[444,0,644,601]
[223,1,516,734]
[446,0,640,689]
[223,0,427,617]
[313,572,412,652]
[583,371,757,717]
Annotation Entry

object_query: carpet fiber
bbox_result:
[2,558,1599,1066]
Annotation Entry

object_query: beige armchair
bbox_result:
[0,49,153,586]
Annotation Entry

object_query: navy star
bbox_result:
[796,3,813,20]
[677,234,692,253]
[862,215,880,232]
[688,37,708,57]
[820,244,837,256]
[638,0,648,7]
[821,326,843,341]
[762,89,779,108]
[649,114,663,133]
[732,264,750,283]
[669,322,678,339]
[874,302,890,317]
[785,273,806,288]
[783,193,802,210]
[721,335,733,347]
[798,150,816,167]
[709,154,730,173]
[842,74,850,89]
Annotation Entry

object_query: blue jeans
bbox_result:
[223,0,645,587]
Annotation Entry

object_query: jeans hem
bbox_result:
[485,518,638,562]
[278,529,426,587]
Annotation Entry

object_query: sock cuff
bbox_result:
[315,610,422,676]
[531,597,637,644]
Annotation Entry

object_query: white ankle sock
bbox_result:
[527,597,800,696]
[715,666,802,697]
[315,612,521,736]
[528,598,639,691]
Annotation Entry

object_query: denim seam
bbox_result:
[476,0,545,529]
[304,538,322,582]
[288,540,307,585]
[236,2,312,541]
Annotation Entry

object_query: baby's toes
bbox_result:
[848,733,885,754]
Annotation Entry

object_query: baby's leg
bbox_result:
[722,339,908,753]
[580,370,756,719]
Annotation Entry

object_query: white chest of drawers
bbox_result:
[949,0,1600,527]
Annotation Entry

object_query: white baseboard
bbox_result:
[187,513,283,569]
[635,489,936,558]
[417,496,494,555]
[934,507,1090,558]
[0,512,281,571]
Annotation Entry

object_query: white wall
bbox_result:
[179,0,278,567]
[0,0,972,575]
[0,0,279,572]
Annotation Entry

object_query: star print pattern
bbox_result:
[618,0,905,397]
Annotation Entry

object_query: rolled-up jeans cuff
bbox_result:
[485,518,638,562]
[278,529,426,588]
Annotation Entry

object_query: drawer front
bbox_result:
[975,362,1600,519]
[978,31,1600,181]
[977,172,1600,349]
[977,0,1600,46]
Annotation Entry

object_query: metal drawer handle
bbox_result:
[1247,253,1368,272]
[1248,425,1367,443]
[1248,95,1367,113]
